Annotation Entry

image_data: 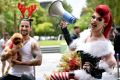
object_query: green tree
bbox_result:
[75,0,120,31]
[32,0,72,36]
[75,7,93,31]
[0,0,37,35]
[86,0,120,26]
[1,0,72,36]
[0,0,17,35]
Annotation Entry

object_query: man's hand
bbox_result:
[1,53,11,61]
[11,59,22,65]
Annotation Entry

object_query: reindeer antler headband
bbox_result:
[17,2,37,18]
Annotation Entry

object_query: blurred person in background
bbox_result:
[0,32,9,76]
[114,27,120,61]
[71,26,81,39]
[0,32,9,53]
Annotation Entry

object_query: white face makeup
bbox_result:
[90,12,105,33]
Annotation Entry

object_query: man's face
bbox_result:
[3,34,9,39]
[19,20,31,36]
[75,28,80,34]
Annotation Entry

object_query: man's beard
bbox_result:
[20,30,29,36]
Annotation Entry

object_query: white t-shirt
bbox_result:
[9,37,37,77]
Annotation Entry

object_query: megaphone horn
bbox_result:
[48,0,76,24]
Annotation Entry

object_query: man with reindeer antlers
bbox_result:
[0,2,42,80]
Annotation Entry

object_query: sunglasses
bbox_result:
[91,15,103,22]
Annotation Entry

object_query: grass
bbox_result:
[38,40,67,46]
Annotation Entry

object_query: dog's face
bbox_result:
[11,33,23,49]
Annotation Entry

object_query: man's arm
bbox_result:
[27,42,42,66]
[12,42,42,66]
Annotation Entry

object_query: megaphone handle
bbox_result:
[63,11,76,24]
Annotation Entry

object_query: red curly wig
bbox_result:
[95,4,112,39]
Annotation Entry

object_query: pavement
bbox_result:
[35,53,62,80]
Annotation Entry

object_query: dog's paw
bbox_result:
[1,54,8,61]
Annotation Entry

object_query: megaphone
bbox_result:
[48,0,76,24]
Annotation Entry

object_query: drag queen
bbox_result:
[48,4,117,80]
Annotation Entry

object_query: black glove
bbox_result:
[61,27,73,45]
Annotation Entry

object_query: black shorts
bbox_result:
[0,74,21,80]
[0,74,35,80]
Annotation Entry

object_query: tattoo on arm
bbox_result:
[31,42,42,65]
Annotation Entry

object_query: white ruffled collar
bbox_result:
[76,29,114,57]
[83,40,114,57]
